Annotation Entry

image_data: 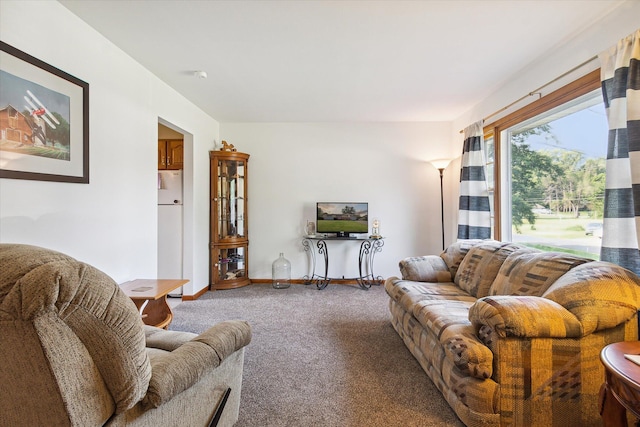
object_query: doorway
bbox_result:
[157,121,187,297]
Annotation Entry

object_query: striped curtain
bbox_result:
[457,120,491,240]
[599,29,640,274]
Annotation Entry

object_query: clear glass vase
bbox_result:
[272,252,291,289]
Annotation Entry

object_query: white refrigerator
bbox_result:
[158,170,183,297]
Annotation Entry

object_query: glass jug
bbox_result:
[272,253,291,289]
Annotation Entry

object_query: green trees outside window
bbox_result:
[503,90,607,259]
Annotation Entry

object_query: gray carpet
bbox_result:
[169,283,464,427]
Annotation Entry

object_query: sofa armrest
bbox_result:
[142,320,251,408]
[469,296,583,338]
[144,325,197,351]
[399,255,452,282]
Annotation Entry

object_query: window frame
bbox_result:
[483,69,601,241]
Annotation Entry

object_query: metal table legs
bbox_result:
[357,238,385,289]
[303,237,384,290]
[302,238,330,289]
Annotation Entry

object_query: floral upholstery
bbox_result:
[386,239,640,426]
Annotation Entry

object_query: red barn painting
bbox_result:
[0,104,34,146]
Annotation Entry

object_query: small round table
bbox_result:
[120,279,188,329]
[599,341,640,426]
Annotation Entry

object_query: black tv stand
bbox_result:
[302,235,385,290]
[336,232,360,238]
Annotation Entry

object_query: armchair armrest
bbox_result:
[399,255,452,282]
[143,320,251,408]
[469,296,583,338]
[144,325,197,351]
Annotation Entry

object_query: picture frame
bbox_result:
[0,41,89,183]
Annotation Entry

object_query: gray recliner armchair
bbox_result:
[0,243,251,427]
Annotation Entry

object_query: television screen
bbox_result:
[316,202,368,236]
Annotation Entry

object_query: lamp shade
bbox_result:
[429,158,451,170]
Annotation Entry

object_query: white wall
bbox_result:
[452,1,640,135]
[220,3,640,282]
[220,122,455,280]
[0,1,218,295]
[4,1,635,292]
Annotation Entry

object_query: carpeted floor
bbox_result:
[169,283,464,427]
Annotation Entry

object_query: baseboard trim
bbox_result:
[182,285,209,301]
[250,278,362,285]
[184,279,368,300]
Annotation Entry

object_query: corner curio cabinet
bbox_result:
[209,150,250,289]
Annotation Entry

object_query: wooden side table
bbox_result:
[600,341,640,426]
[120,279,188,329]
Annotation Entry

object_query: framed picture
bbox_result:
[0,41,89,183]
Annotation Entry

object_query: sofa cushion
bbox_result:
[385,278,477,315]
[455,241,531,298]
[543,261,640,334]
[440,239,484,278]
[469,296,584,338]
[0,243,72,302]
[399,255,452,282]
[489,251,590,296]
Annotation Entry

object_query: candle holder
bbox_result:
[371,218,381,238]
[305,220,316,237]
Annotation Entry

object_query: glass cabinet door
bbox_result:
[216,158,246,240]
[213,245,248,285]
[210,149,250,290]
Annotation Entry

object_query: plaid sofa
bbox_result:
[385,239,640,426]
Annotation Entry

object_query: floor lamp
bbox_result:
[429,159,451,250]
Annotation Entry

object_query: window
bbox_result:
[485,70,607,259]
[483,132,495,238]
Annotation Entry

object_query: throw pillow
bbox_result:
[455,241,530,298]
[489,251,589,296]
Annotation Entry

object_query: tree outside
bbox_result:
[508,101,607,260]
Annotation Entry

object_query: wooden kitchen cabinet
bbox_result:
[158,139,184,170]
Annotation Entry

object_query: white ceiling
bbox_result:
[60,0,624,123]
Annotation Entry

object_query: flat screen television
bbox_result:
[316,202,368,237]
